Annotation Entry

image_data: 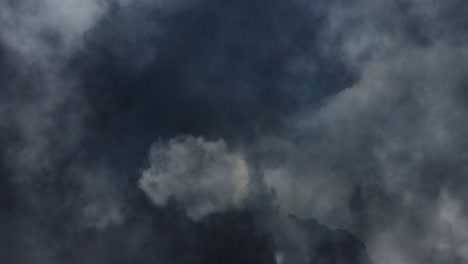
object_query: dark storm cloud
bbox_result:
[262,45,468,263]
[257,1,468,263]
[3,0,467,263]
[0,1,129,262]
[76,0,350,143]
[69,0,353,231]
[0,0,368,263]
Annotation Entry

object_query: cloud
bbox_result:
[2,0,468,262]
[0,0,111,63]
[260,1,468,262]
[263,48,468,263]
[0,0,118,179]
[140,136,249,220]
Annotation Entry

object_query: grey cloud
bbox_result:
[69,165,126,230]
[0,0,159,247]
[2,0,467,262]
[0,0,184,228]
[0,0,114,179]
[261,6,468,263]
[0,0,110,63]
[140,136,250,220]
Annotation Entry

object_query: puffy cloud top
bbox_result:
[140,136,249,220]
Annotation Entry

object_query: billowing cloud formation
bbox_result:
[264,45,468,263]
[140,136,249,220]
[2,0,468,263]
[260,1,468,263]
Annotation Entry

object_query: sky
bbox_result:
[1,0,468,263]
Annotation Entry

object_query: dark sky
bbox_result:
[1,0,468,263]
